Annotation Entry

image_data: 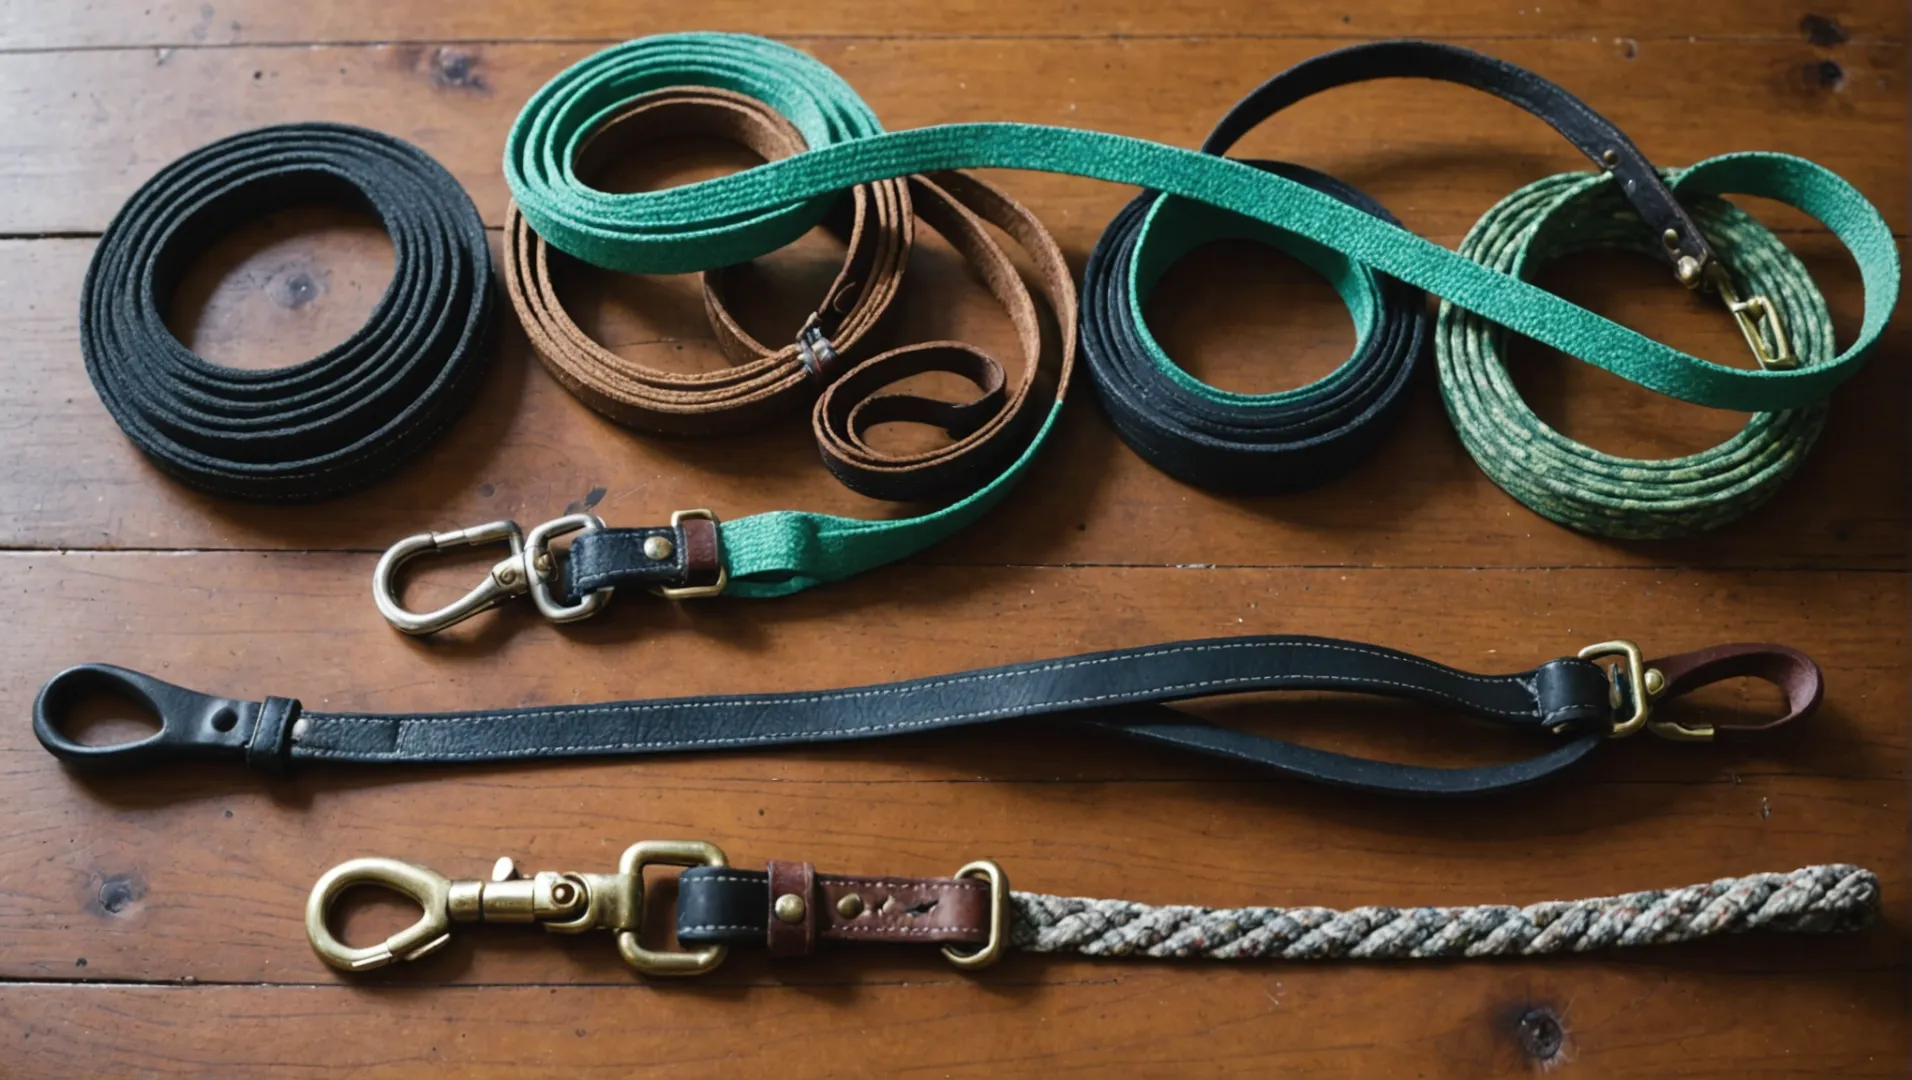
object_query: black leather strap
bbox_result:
[81,123,496,501]
[37,636,1651,797]
[1082,162,1425,492]
[1080,40,1712,493]
[1201,41,1713,270]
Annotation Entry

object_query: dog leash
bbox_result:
[1440,168,1834,536]
[304,842,1878,976]
[505,86,917,434]
[1080,40,1711,494]
[398,32,1896,634]
[36,635,1818,797]
[81,123,496,501]
[383,105,1078,632]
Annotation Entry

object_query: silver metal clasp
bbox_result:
[373,515,611,635]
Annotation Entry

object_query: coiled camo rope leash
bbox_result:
[1439,168,1834,537]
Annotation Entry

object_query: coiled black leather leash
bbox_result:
[1079,41,1719,492]
[81,123,496,501]
[35,636,1817,797]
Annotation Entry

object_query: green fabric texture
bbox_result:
[504,32,1899,589]
[1127,194,1379,407]
[1438,168,1833,538]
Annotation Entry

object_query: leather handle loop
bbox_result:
[830,343,1010,447]
[1647,643,1825,733]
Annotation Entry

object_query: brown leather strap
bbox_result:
[1648,643,1824,733]
[504,86,1075,503]
[505,86,910,434]
[812,869,991,947]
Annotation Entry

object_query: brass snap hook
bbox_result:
[1706,262,1796,371]
[372,520,530,635]
[306,857,454,972]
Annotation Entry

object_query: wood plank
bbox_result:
[0,0,1901,50]
[3,231,1904,567]
[1,556,1900,984]
[0,38,1899,236]
[2,968,1904,1078]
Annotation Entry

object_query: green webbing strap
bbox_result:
[1438,166,1833,537]
[505,33,1898,592]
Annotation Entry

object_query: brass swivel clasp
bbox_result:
[306,840,731,977]
[371,513,611,634]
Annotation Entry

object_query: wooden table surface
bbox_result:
[0,1,1904,1075]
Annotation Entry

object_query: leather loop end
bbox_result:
[1647,643,1823,733]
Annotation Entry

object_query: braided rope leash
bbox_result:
[1010,864,1877,960]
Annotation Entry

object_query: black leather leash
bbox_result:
[81,123,496,501]
[35,635,1818,797]
[1079,40,1714,492]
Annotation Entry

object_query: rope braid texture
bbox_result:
[1009,864,1876,959]
[1438,169,1833,538]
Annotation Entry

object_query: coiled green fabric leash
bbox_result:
[505,33,1897,594]
[1439,167,1833,537]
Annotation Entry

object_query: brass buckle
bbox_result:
[941,859,1008,970]
[305,839,730,978]
[1707,263,1796,371]
[614,840,730,977]
[649,509,729,600]
[1578,640,1666,739]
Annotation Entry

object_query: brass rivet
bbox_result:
[1674,255,1703,287]
[534,553,553,575]
[1644,668,1666,697]
[774,893,807,923]
[836,894,864,918]
[1600,148,1620,167]
[643,535,675,561]
[1661,228,1681,250]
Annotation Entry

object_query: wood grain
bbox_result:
[1,556,1901,986]
[0,0,1903,1075]
[3,230,1905,566]
[0,0,1901,49]
[3,967,1906,1079]
[0,38,1900,237]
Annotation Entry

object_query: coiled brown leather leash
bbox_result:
[503,85,1075,503]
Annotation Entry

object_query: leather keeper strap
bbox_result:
[82,123,496,502]
[505,86,911,436]
[680,864,991,951]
